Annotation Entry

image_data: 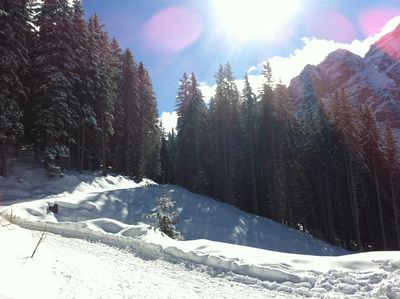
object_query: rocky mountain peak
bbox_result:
[288,21,400,137]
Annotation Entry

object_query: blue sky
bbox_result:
[82,0,400,119]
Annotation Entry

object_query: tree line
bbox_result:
[1,0,160,180]
[160,64,400,251]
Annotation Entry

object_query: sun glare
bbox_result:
[211,0,301,41]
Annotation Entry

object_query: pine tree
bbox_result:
[175,73,208,192]
[69,0,94,172]
[29,0,78,176]
[109,37,124,173]
[137,62,161,180]
[208,64,242,205]
[328,90,363,249]
[0,0,31,175]
[240,73,259,212]
[382,123,400,248]
[359,106,387,249]
[148,193,181,239]
[86,14,116,174]
[176,72,191,116]
[259,61,280,219]
[119,48,139,177]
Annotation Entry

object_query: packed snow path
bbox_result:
[0,222,289,299]
[1,222,399,299]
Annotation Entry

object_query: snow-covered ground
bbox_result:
[1,158,400,298]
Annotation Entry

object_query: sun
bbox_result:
[211,0,301,41]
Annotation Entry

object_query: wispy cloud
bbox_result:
[199,16,400,101]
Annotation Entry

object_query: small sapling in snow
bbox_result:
[147,193,182,240]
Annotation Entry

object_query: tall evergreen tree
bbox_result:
[240,73,259,212]
[109,37,124,173]
[29,0,78,176]
[70,0,93,172]
[208,64,242,205]
[259,61,280,219]
[119,48,139,177]
[359,106,387,249]
[86,14,116,174]
[137,62,161,180]
[382,123,400,248]
[0,0,31,175]
[175,73,208,192]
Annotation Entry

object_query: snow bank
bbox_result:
[2,212,400,295]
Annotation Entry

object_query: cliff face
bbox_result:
[289,24,400,130]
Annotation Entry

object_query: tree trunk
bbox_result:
[0,139,6,177]
[373,158,387,249]
[390,170,400,249]
[250,128,258,214]
[80,127,85,173]
[346,153,361,249]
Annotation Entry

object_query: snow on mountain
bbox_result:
[289,22,400,135]
[1,160,400,298]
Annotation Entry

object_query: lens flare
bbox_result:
[143,6,203,53]
[305,10,356,43]
[359,8,400,37]
[211,0,301,42]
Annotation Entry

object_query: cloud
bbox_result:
[199,15,400,100]
[159,111,177,133]
[199,82,216,103]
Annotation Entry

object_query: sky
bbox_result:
[82,0,400,131]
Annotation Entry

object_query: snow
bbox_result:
[1,159,400,298]
[0,221,283,299]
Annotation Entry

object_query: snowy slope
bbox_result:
[1,159,346,256]
[1,161,400,298]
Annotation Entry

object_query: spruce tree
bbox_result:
[383,123,400,248]
[175,73,208,192]
[359,106,387,249]
[86,14,116,174]
[137,62,161,181]
[119,48,139,177]
[109,37,124,173]
[259,61,280,219]
[0,0,31,175]
[240,73,259,212]
[70,0,93,171]
[30,0,78,176]
[208,64,242,205]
